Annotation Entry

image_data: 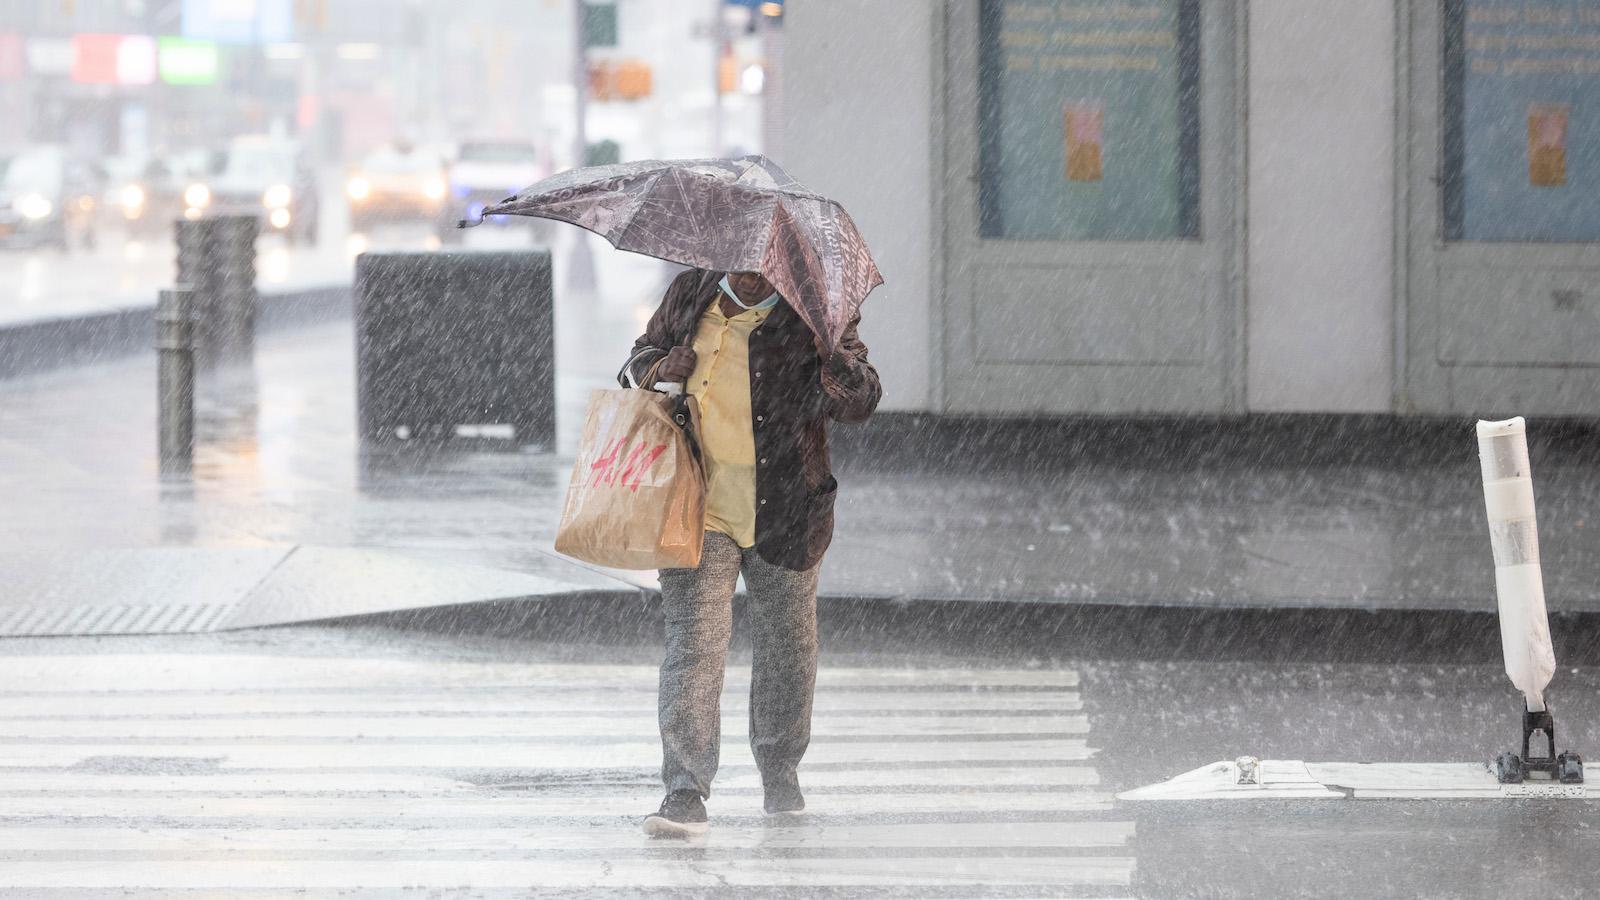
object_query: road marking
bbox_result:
[0,690,1083,717]
[0,654,1123,892]
[0,821,1135,853]
[0,765,1099,795]
[0,714,1090,740]
[0,656,1079,692]
[0,739,1096,769]
[0,772,477,794]
[0,856,1134,889]
[0,792,1119,819]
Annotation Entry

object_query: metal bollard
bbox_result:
[175,218,216,370]
[157,287,196,476]
[175,216,258,368]
[212,216,258,365]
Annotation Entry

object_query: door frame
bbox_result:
[1398,0,1600,415]
[936,0,1248,415]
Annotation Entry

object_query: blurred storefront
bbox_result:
[0,0,777,166]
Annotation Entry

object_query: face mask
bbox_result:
[719,274,780,312]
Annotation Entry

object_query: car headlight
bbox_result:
[269,208,291,229]
[263,184,292,209]
[422,178,446,200]
[15,194,52,219]
[347,177,370,200]
[184,183,210,208]
[121,185,145,209]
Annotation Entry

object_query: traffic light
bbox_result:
[583,3,618,48]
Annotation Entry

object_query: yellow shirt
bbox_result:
[685,298,771,548]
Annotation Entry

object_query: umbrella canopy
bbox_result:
[475,155,883,348]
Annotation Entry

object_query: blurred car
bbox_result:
[106,151,206,238]
[440,139,547,242]
[183,136,319,245]
[346,143,448,232]
[0,146,100,251]
[100,153,147,221]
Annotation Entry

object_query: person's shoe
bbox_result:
[763,778,806,817]
[643,790,708,838]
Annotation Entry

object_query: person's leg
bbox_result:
[657,531,742,799]
[741,547,820,806]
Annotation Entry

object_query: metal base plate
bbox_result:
[1119,760,1593,801]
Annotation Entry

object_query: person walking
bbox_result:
[622,266,881,837]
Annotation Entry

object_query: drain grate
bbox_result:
[0,602,238,637]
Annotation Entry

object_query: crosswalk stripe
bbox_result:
[0,654,1124,893]
[0,894,1133,900]
[0,766,1098,794]
[0,791,1119,818]
[0,821,1136,852]
[0,772,475,793]
[0,656,1079,692]
[0,691,1083,716]
[0,739,1096,769]
[0,714,1090,740]
[0,856,1133,889]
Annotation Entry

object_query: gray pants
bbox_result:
[658,530,820,799]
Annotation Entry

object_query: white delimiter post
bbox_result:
[1477,417,1557,712]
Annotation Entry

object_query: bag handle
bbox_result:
[616,348,661,389]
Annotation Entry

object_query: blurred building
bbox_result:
[786,1,1600,418]
[0,0,777,166]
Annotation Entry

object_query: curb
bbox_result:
[0,285,351,380]
[309,590,1600,667]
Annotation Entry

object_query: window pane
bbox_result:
[978,0,1201,241]
[1443,0,1600,242]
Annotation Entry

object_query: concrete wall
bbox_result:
[1245,1,1396,411]
[782,0,935,411]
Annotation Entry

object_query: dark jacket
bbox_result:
[623,268,881,571]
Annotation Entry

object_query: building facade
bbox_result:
[783,0,1600,417]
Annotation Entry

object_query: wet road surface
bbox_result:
[0,626,1130,897]
[2,613,1599,898]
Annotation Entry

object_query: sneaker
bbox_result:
[763,778,806,816]
[643,790,708,838]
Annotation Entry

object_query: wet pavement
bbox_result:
[1,608,1598,898]
[3,284,1600,626]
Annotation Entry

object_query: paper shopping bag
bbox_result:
[554,387,705,570]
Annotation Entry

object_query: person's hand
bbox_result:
[657,347,697,382]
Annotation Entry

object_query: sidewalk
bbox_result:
[3,249,1600,634]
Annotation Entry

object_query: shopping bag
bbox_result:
[554,386,705,570]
